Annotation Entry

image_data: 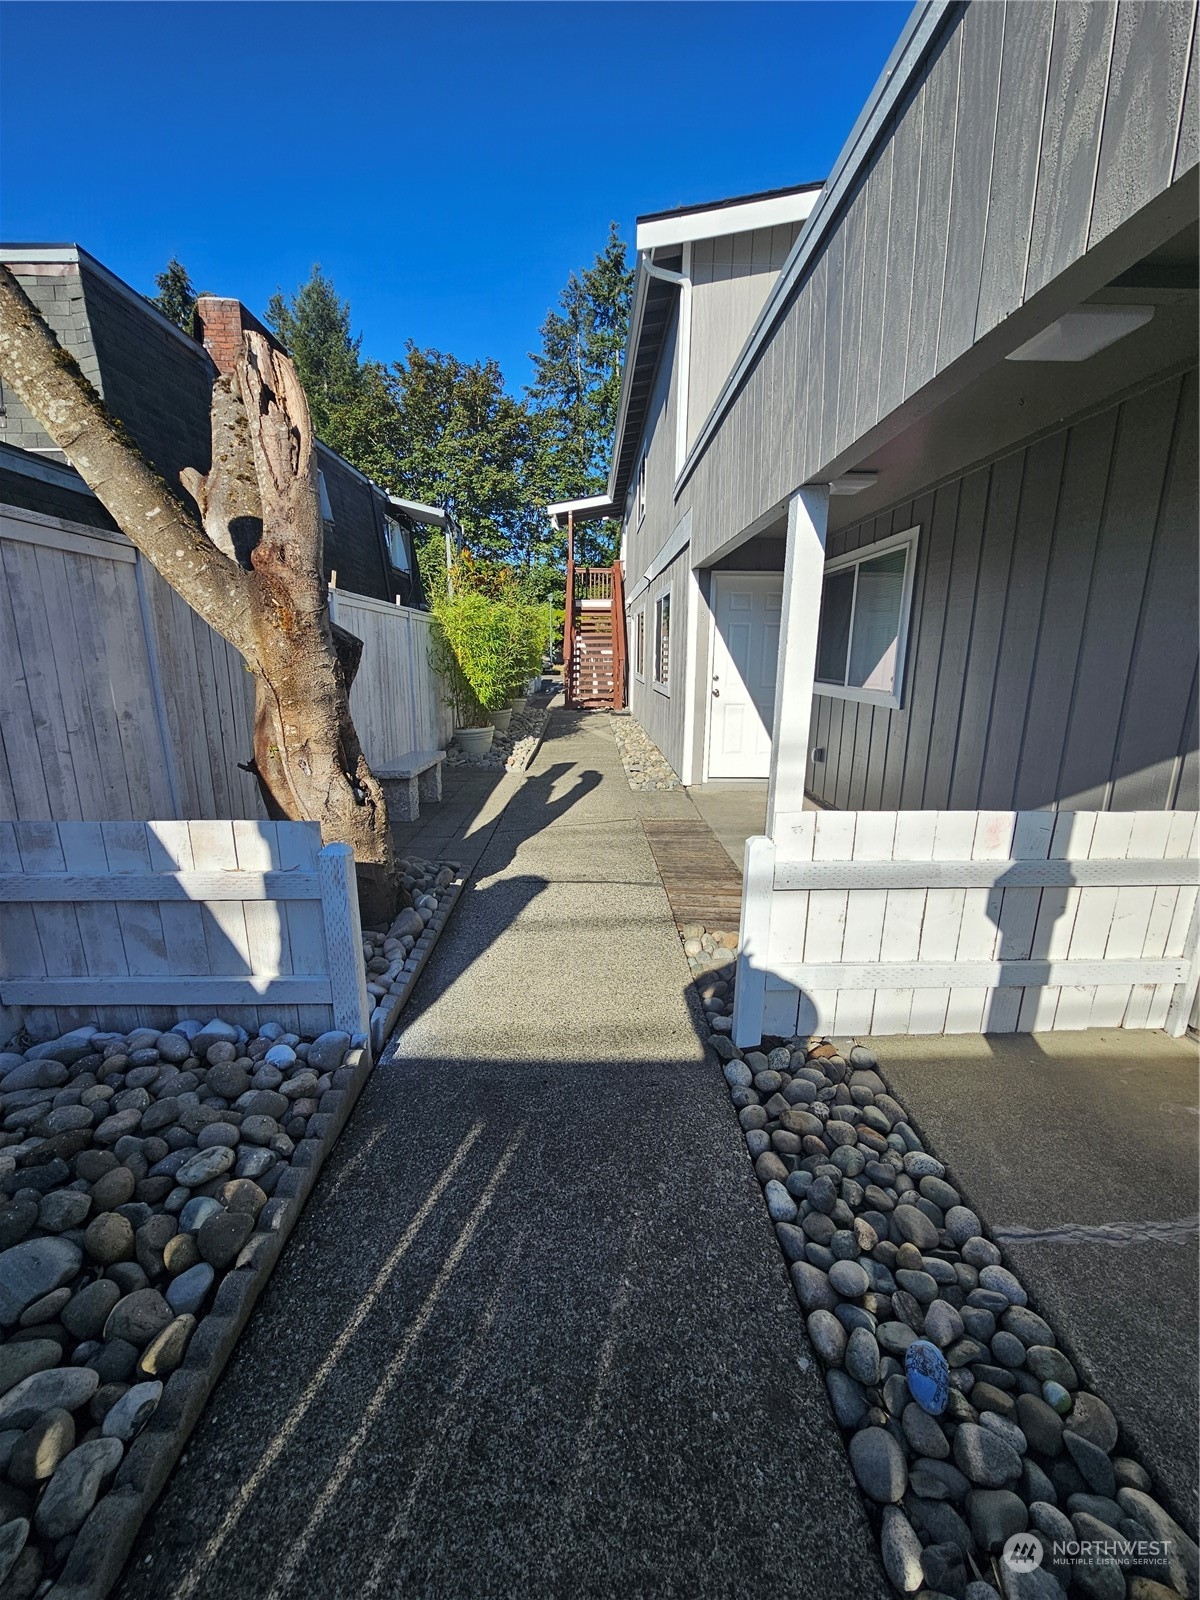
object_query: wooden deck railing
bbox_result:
[574,566,613,603]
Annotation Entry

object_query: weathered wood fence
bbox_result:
[330,586,452,766]
[733,809,1200,1045]
[0,819,370,1044]
[0,504,447,825]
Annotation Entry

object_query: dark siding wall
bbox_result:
[808,367,1200,814]
[0,258,396,603]
[677,0,1198,567]
[316,445,389,601]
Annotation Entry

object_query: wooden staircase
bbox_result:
[564,562,627,710]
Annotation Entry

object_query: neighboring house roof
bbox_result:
[0,243,444,605]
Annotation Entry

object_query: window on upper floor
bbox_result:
[635,608,646,678]
[636,454,647,526]
[654,590,671,690]
[317,469,335,527]
[383,516,411,573]
[815,527,919,709]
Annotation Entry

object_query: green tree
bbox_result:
[265,267,384,463]
[384,344,552,568]
[528,222,633,566]
[152,257,197,331]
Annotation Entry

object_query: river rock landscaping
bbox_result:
[445,695,552,773]
[0,1016,371,1600]
[609,713,683,790]
[361,855,465,1052]
[706,997,1197,1597]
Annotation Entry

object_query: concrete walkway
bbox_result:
[116,709,887,1600]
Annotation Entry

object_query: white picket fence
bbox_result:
[0,819,370,1046]
[0,503,447,827]
[733,809,1200,1045]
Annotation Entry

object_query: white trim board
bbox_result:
[772,859,1199,890]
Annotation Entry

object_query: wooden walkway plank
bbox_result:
[642,818,745,930]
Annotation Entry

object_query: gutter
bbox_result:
[673,0,957,495]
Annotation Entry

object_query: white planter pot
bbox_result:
[509,697,527,714]
[489,707,513,732]
[454,725,495,756]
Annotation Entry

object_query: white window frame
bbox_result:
[636,454,647,526]
[654,589,671,695]
[383,516,411,573]
[814,525,919,710]
[634,606,646,680]
[317,468,335,525]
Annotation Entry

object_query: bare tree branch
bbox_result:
[0,264,256,660]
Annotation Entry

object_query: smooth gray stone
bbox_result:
[1117,1488,1200,1597]
[1025,1347,1078,1389]
[175,1146,236,1186]
[953,1423,1023,1487]
[0,1340,60,1399]
[966,1487,1028,1553]
[1063,1391,1118,1454]
[789,1261,836,1313]
[0,1515,29,1586]
[1063,1429,1116,1497]
[34,1436,123,1538]
[849,1425,907,1503]
[903,1400,949,1460]
[0,1237,82,1326]
[103,1288,173,1349]
[893,1207,939,1251]
[826,1369,869,1429]
[845,1326,881,1386]
[806,1309,846,1367]
[828,1259,870,1299]
[977,1264,1027,1306]
[924,1299,964,1349]
[910,1457,971,1503]
[165,1262,214,1316]
[0,1366,99,1430]
[880,1504,924,1593]
[100,1379,162,1442]
[999,1305,1054,1348]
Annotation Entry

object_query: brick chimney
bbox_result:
[194,296,284,375]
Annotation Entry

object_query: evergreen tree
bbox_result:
[528,223,633,566]
[152,257,197,331]
[266,267,371,455]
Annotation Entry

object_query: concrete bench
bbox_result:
[375,750,446,821]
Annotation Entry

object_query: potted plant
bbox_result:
[430,590,516,754]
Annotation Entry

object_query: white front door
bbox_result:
[707,574,783,778]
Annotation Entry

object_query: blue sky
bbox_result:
[1,1,907,391]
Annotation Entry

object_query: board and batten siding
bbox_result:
[804,368,1199,817]
[626,553,689,775]
[676,0,1199,569]
[687,224,802,448]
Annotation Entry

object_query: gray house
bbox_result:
[600,0,1200,1041]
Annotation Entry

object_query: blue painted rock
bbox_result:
[905,1337,950,1416]
[1042,1379,1073,1416]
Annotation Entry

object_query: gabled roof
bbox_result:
[606,184,824,516]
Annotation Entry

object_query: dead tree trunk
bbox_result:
[0,265,398,924]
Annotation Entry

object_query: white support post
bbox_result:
[317,842,371,1042]
[766,484,830,840]
[733,833,775,1048]
[1165,895,1200,1038]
